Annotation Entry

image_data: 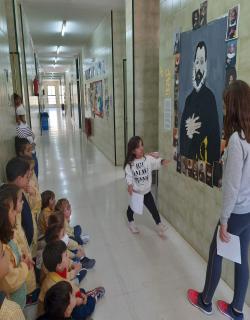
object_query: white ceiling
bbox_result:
[21,0,124,76]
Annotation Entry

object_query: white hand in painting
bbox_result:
[185,113,201,139]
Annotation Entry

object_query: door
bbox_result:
[123,59,128,155]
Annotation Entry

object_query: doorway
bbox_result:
[123,59,128,156]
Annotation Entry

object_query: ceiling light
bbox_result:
[53,64,56,69]
[54,57,58,63]
[61,20,66,37]
[56,46,60,55]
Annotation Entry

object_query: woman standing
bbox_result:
[188,80,250,320]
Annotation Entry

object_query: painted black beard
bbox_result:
[195,69,204,87]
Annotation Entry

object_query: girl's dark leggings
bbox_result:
[127,192,161,225]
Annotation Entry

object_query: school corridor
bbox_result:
[32,108,249,320]
[1,0,250,319]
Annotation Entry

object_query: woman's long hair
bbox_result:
[224,80,250,145]
[123,136,143,169]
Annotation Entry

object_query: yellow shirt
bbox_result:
[38,271,78,315]
[0,297,25,320]
[0,242,28,297]
[14,226,36,294]
[27,173,41,218]
[26,173,41,257]
[65,220,74,237]
[38,207,53,236]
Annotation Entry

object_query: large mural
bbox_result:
[173,3,239,188]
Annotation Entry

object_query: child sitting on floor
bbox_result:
[38,240,105,319]
[38,190,55,236]
[36,281,76,320]
[55,198,89,245]
[49,211,95,270]
[37,212,86,285]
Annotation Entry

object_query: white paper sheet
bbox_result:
[130,192,144,215]
[217,227,241,264]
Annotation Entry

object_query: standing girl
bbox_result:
[188,80,250,320]
[124,136,169,237]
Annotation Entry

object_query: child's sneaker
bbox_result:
[26,288,40,305]
[81,233,90,244]
[128,221,139,234]
[217,300,244,320]
[87,287,105,300]
[156,223,167,238]
[76,269,87,283]
[187,289,213,315]
[80,256,96,269]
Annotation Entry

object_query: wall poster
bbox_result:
[173,14,232,188]
[90,80,103,118]
[104,78,110,119]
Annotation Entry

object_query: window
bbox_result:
[59,85,65,104]
[47,85,56,105]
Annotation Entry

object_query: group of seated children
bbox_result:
[0,137,105,320]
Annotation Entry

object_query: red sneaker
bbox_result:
[86,287,105,300]
[217,300,244,320]
[187,289,213,315]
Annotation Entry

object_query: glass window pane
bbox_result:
[48,86,56,96]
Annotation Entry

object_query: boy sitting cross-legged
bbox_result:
[38,240,105,320]
[37,281,76,320]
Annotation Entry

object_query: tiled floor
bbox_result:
[32,107,249,320]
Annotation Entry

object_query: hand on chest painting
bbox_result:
[185,113,201,139]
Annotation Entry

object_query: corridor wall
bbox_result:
[0,0,15,182]
[18,6,37,110]
[82,10,126,166]
[125,0,160,153]
[158,0,250,304]
[5,0,37,127]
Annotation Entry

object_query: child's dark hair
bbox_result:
[48,211,65,227]
[124,136,143,169]
[14,93,22,103]
[0,184,20,243]
[55,198,70,212]
[45,211,65,243]
[19,155,35,170]
[43,281,73,320]
[15,137,30,156]
[0,184,20,209]
[41,190,55,210]
[6,157,30,182]
[43,240,67,272]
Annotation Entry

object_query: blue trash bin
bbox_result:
[41,112,49,130]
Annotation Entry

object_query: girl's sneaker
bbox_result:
[217,300,244,320]
[128,221,139,234]
[86,287,105,301]
[187,289,213,315]
[156,223,167,238]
